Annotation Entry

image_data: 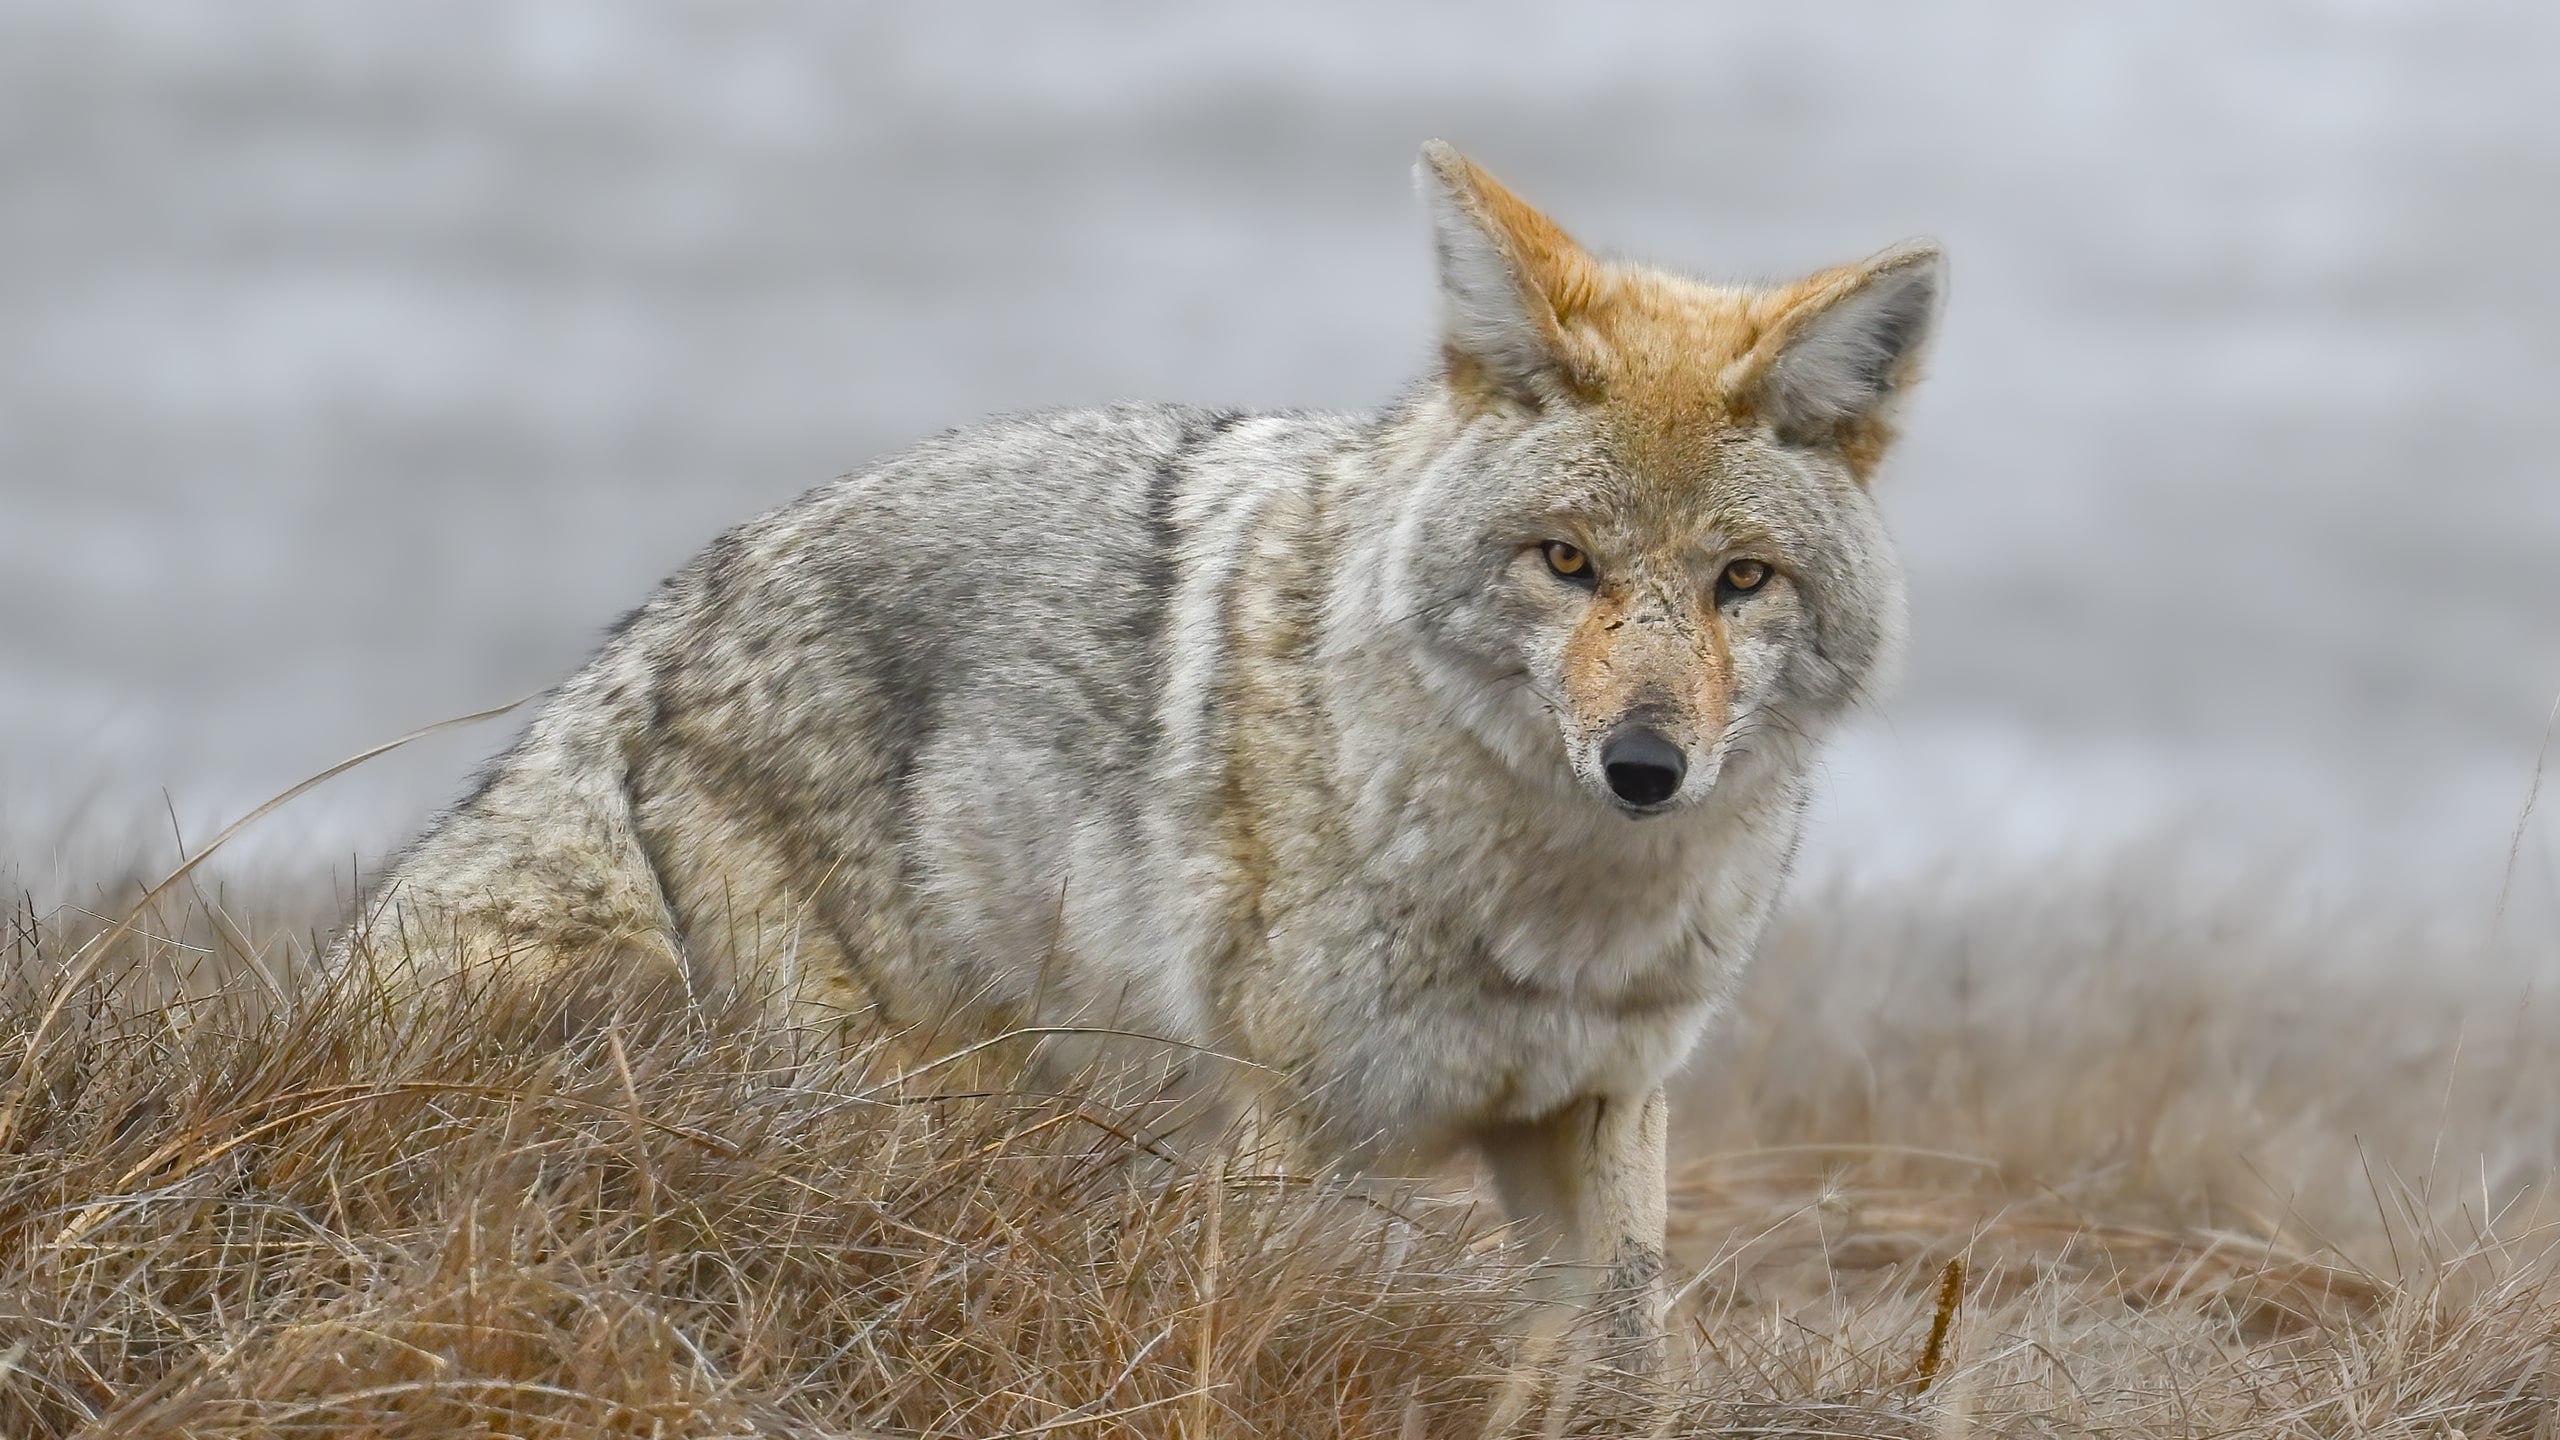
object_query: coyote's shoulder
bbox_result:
[345,142,1941,1368]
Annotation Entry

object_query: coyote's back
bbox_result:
[344,142,1942,1375]
[359,404,1330,1023]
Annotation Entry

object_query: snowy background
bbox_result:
[4,1,2556,925]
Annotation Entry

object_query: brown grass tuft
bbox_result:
[5,861,2559,1437]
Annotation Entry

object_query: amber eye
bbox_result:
[1542,541,1594,584]
[1717,558,1771,600]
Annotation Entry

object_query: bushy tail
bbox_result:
[331,690,684,1001]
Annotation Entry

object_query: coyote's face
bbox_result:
[1391,145,1936,817]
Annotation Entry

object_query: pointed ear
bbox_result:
[1752,243,1943,447]
[1415,141,1598,405]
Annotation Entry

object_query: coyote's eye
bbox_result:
[1542,541,1595,585]
[1717,558,1771,601]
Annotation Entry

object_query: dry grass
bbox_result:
[4,856,2559,1437]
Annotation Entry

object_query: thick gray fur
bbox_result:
[345,144,1939,1382]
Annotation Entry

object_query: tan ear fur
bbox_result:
[1418,142,1941,481]
[1417,141,1606,405]
[1733,243,1943,475]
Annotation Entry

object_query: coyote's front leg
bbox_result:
[1478,1087,1671,1390]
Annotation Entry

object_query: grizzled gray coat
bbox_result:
[344,143,1939,1366]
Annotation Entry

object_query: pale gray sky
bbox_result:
[4,1,2555,910]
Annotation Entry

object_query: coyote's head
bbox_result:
[1386,142,1939,818]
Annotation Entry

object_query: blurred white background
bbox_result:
[3,1,2555,921]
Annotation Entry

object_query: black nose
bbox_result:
[1601,728,1687,808]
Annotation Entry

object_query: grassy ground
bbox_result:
[3,859,2556,1437]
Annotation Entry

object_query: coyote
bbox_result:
[345,143,1939,1362]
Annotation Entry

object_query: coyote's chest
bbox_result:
[1409,876,1741,1125]
[1230,795,1784,1151]
[1444,961,1716,1123]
